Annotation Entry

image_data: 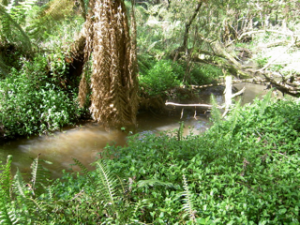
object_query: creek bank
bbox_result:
[0,82,277,179]
[139,84,241,117]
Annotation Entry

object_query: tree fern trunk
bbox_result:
[78,0,139,128]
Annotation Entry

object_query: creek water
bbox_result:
[0,83,273,178]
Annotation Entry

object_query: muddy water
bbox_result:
[0,83,271,178]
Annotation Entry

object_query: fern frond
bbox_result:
[94,161,117,207]
[29,155,51,195]
[0,189,19,225]
[210,95,222,127]
[177,121,184,141]
[0,155,12,197]
[226,100,241,137]
[30,155,39,191]
[130,199,148,223]
[0,6,32,53]
[182,174,196,223]
[13,168,27,198]
[72,158,91,181]
[259,90,272,116]
[46,185,53,200]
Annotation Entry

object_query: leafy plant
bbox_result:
[139,59,182,96]
[0,55,80,136]
[188,64,223,85]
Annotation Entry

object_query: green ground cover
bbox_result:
[1,95,300,224]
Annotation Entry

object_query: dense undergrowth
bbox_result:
[0,53,81,137]
[1,96,300,224]
[139,59,223,96]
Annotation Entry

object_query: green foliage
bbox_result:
[0,155,12,197]
[0,55,80,136]
[0,5,32,53]
[1,97,300,223]
[189,64,223,85]
[139,59,182,96]
[177,121,184,141]
[255,55,271,68]
[101,96,300,224]
[0,155,52,224]
[138,59,223,96]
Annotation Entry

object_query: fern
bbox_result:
[46,185,53,200]
[0,190,18,225]
[13,168,27,198]
[0,155,12,197]
[29,155,51,195]
[0,5,32,53]
[210,95,222,129]
[0,55,9,77]
[177,121,184,141]
[92,160,122,221]
[30,155,39,191]
[182,174,196,223]
[72,158,92,181]
[259,90,272,116]
[226,100,241,138]
[94,161,117,207]
[13,159,50,223]
[0,155,19,225]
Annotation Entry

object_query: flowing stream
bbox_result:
[0,83,274,178]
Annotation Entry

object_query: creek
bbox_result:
[0,83,275,178]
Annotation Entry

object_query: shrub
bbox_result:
[138,60,223,96]
[189,63,223,85]
[0,55,80,136]
[139,59,182,96]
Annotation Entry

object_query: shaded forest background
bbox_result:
[0,0,300,134]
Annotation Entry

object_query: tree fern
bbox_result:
[0,5,32,53]
[25,0,78,41]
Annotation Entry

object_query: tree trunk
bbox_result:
[77,0,138,128]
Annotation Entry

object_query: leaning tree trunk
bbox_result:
[78,0,138,128]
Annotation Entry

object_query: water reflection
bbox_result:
[0,124,127,178]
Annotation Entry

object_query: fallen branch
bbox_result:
[165,87,245,109]
[165,102,223,109]
[231,86,246,98]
